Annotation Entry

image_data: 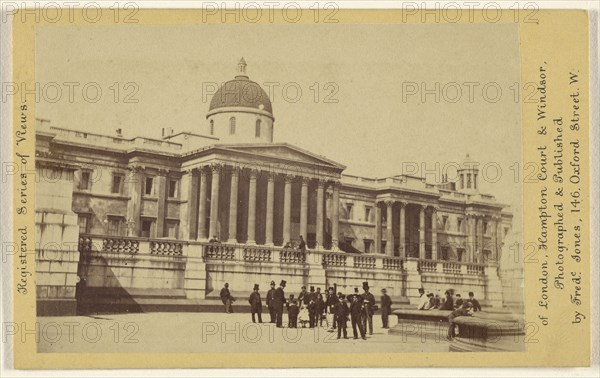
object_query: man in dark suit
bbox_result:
[298,286,309,306]
[325,287,338,330]
[334,292,349,339]
[248,284,263,323]
[266,281,276,323]
[349,288,366,340]
[380,288,393,329]
[273,280,286,327]
[220,283,234,313]
[298,235,306,252]
[468,292,482,312]
[361,281,376,335]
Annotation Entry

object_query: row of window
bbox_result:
[209,117,264,138]
[78,170,179,198]
[78,214,179,238]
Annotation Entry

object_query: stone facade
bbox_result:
[35,59,515,315]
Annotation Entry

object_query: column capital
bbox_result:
[247,168,259,180]
[300,176,311,185]
[328,179,341,188]
[157,168,169,176]
[316,178,327,187]
[229,166,241,177]
[283,174,295,183]
[428,205,440,213]
[128,164,144,174]
[210,163,223,173]
[397,200,407,208]
[384,199,395,207]
[197,165,209,177]
[265,170,277,181]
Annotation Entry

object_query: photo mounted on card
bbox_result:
[9,6,591,369]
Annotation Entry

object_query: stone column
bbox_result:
[478,216,484,263]
[418,205,425,259]
[385,200,394,256]
[331,181,340,250]
[265,173,275,246]
[227,167,239,243]
[283,175,292,244]
[490,217,497,262]
[316,180,325,249]
[126,165,143,236]
[431,206,438,260]
[398,201,406,258]
[375,204,381,253]
[208,164,221,240]
[185,169,199,240]
[247,169,258,244]
[197,168,208,240]
[156,169,168,238]
[300,177,309,240]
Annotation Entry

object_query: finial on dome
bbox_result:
[237,57,248,77]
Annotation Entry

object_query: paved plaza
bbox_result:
[36,312,454,353]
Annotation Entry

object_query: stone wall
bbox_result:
[35,161,81,316]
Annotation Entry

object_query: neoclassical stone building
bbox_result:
[35,59,513,315]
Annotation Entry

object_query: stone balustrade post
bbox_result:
[403,257,423,305]
[184,243,207,299]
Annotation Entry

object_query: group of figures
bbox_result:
[220,280,393,340]
[416,288,483,340]
[416,288,482,312]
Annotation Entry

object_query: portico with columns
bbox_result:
[178,144,345,250]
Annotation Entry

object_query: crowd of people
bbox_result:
[416,288,482,312]
[415,287,483,340]
[219,280,393,340]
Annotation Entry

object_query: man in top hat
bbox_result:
[325,287,338,331]
[266,280,277,323]
[298,286,309,306]
[333,292,349,339]
[248,284,263,323]
[380,288,393,329]
[308,286,317,328]
[349,288,367,340]
[273,280,287,327]
[361,281,376,335]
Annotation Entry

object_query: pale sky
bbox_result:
[36,23,522,231]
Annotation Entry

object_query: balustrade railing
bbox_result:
[150,241,183,256]
[322,253,347,267]
[243,246,272,262]
[354,255,376,269]
[418,259,438,272]
[418,259,487,276]
[465,263,485,275]
[102,237,140,254]
[204,244,236,260]
[382,257,404,270]
[280,249,306,264]
[442,261,462,274]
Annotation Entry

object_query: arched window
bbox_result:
[229,117,236,135]
[255,119,261,138]
[210,120,214,135]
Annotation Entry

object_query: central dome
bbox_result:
[208,58,273,117]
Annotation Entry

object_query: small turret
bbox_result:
[457,154,479,193]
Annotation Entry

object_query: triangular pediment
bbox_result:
[216,143,346,170]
